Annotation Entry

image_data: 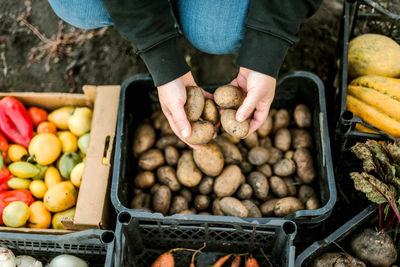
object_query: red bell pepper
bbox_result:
[0,97,33,148]
[0,189,34,225]
[0,166,11,192]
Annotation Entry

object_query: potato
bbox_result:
[260,199,279,216]
[193,142,224,176]
[194,195,210,211]
[351,228,397,267]
[273,158,296,177]
[283,177,297,196]
[152,185,171,214]
[138,149,165,170]
[220,109,250,139]
[274,128,291,151]
[133,187,143,195]
[284,150,294,160]
[202,99,219,124]
[134,171,155,189]
[213,165,243,197]
[257,164,272,177]
[177,151,203,187]
[248,171,269,200]
[164,146,179,166]
[274,197,304,216]
[244,132,259,149]
[248,147,269,166]
[273,109,290,132]
[294,104,312,128]
[133,124,156,156]
[241,200,262,218]
[179,187,193,203]
[212,199,225,216]
[291,129,312,149]
[259,136,272,148]
[306,197,320,210]
[257,114,273,137]
[214,85,245,109]
[150,183,161,195]
[160,119,174,135]
[198,177,214,195]
[236,183,253,200]
[221,132,240,144]
[156,135,185,149]
[298,185,316,203]
[184,86,205,121]
[185,121,215,145]
[237,143,248,157]
[294,148,316,183]
[266,147,282,165]
[214,136,242,164]
[312,253,366,267]
[198,212,211,215]
[219,197,248,217]
[269,176,288,198]
[152,111,166,130]
[180,209,196,215]
[157,166,181,192]
[169,196,189,215]
[130,193,151,210]
[240,161,253,174]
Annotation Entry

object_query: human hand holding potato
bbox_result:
[157,72,213,149]
[230,67,276,137]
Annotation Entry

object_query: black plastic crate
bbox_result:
[0,229,114,267]
[114,211,296,267]
[295,204,381,266]
[335,0,400,155]
[111,71,336,226]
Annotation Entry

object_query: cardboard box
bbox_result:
[0,85,120,234]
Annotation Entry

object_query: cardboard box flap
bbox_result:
[73,85,120,228]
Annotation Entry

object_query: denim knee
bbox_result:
[176,0,249,55]
[48,0,113,29]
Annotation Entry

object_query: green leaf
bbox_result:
[387,142,400,164]
[350,172,397,204]
[351,143,376,172]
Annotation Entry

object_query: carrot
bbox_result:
[151,252,174,267]
[213,254,232,267]
[245,256,260,267]
[231,255,241,267]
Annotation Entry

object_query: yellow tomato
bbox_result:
[29,180,47,199]
[28,201,52,229]
[8,144,28,162]
[44,166,62,189]
[70,162,85,188]
[52,207,75,229]
[48,106,74,130]
[3,201,30,227]
[28,133,61,165]
[57,131,78,153]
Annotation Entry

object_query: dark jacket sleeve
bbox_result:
[237,0,323,78]
[101,0,190,86]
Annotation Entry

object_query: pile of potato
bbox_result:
[130,85,319,218]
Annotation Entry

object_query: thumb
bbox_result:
[236,89,261,122]
[172,106,191,138]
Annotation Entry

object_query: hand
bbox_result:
[157,72,213,149]
[230,67,276,137]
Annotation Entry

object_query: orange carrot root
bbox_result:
[213,254,232,267]
[151,252,175,267]
[231,255,241,267]
[245,256,260,267]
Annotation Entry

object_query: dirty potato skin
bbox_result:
[156,135,186,150]
[269,176,288,198]
[306,197,320,210]
[294,148,316,183]
[298,185,317,203]
[240,161,253,174]
[133,124,156,156]
[157,166,181,192]
[291,129,312,149]
[177,151,203,187]
[274,128,291,151]
[214,136,242,164]
[244,132,259,149]
[179,188,193,203]
[202,99,219,124]
[130,193,151,210]
[273,158,296,177]
[198,177,214,195]
[273,109,290,132]
[266,147,283,165]
[169,196,189,215]
[212,198,225,216]
[214,85,245,109]
[236,183,253,200]
[221,109,250,139]
[219,197,249,217]
[283,177,297,196]
[294,104,312,128]
[150,183,161,195]
[260,199,279,216]
[152,185,172,214]
[138,149,165,170]
[194,195,211,211]
[257,164,272,178]
[164,146,180,166]
[185,121,215,145]
[134,171,155,189]
[257,114,273,137]
[274,197,304,216]
[193,142,224,176]
[248,147,270,166]
[213,165,243,197]
[241,200,262,218]
[248,171,269,200]
[312,253,366,267]
[184,86,205,121]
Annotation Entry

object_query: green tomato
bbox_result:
[3,201,30,227]
[78,133,90,155]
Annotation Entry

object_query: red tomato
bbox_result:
[28,107,48,128]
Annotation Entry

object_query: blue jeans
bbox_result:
[47,0,249,54]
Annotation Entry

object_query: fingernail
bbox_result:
[237,114,245,122]
[181,130,189,138]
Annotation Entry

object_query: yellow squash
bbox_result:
[350,75,400,99]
